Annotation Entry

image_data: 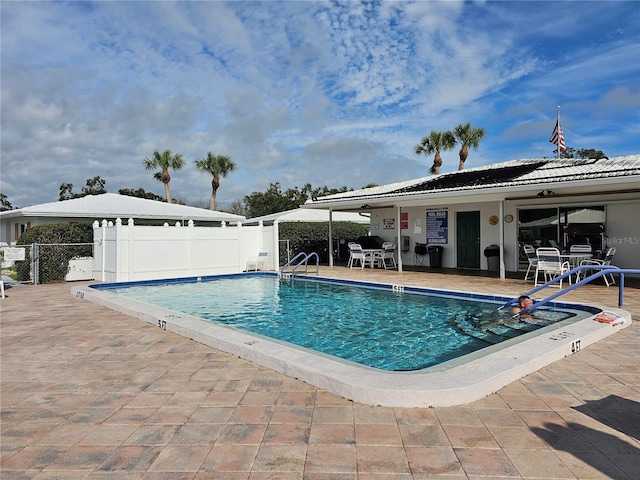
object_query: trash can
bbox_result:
[427,245,444,268]
[484,244,500,271]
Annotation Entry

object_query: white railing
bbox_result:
[92,218,279,282]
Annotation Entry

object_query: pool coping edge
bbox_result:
[70,282,631,407]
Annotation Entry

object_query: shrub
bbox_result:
[15,224,93,283]
[278,221,369,265]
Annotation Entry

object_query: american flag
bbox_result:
[549,119,566,151]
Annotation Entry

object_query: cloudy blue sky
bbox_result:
[2,1,639,209]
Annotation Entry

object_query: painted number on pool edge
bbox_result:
[571,340,581,353]
[158,320,167,330]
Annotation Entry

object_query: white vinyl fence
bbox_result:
[93,218,279,283]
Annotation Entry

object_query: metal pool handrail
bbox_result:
[500,265,640,316]
[279,251,320,276]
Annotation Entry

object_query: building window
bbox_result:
[518,206,606,252]
[560,206,605,252]
[518,208,558,248]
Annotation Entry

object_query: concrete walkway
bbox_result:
[1,268,639,479]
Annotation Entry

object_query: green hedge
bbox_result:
[15,223,93,283]
[278,221,369,265]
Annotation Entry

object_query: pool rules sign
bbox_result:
[426,209,448,244]
[2,247,25,261]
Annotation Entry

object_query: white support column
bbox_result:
[499,201,505,279]
[329,210,334,267]
[396,205,403,272]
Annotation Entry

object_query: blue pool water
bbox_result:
[98,274,597,371]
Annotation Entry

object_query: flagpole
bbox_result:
[556,106,561,159]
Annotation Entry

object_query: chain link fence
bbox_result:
[1,243,94,285]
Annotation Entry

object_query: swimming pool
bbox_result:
[98,275,593,371]
[73,273,630,407]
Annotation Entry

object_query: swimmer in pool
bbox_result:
[511,295,534,316]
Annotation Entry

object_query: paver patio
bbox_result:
[1,267,638,479]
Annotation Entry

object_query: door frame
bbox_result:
[456,210,481,269]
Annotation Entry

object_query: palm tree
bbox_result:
[194,152,237,210]
[414,130,456,175]
[453,122,486,170]
[143,149,185,203]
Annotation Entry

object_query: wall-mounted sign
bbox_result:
[489,215,499,226]
[401,212,408,230]
[426,209,448,244]
[383,218,395,230]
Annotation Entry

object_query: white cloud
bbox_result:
[1,0,638,209]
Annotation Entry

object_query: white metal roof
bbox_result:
[0,193,245,223]
[242,208,370,224]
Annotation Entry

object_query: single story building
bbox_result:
[0,193,246,244]
[302,155,640,277]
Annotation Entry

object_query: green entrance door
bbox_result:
[457,211,480,268]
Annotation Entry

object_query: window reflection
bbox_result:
[518,206,606,253]
[560,206,605,251]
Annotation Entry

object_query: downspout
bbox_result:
[499,200,505,279]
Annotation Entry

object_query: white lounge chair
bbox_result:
[246,249,270,271]
[536,247,571,288]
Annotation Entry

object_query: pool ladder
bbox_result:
[279,252,320,277]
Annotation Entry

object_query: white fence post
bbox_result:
[127,218,135,282]
[188,219,194,276]
[237,221,243,270]
[101,219,107,282]
[115,218,123,282]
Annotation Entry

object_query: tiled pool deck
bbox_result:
[1,267,639,479]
